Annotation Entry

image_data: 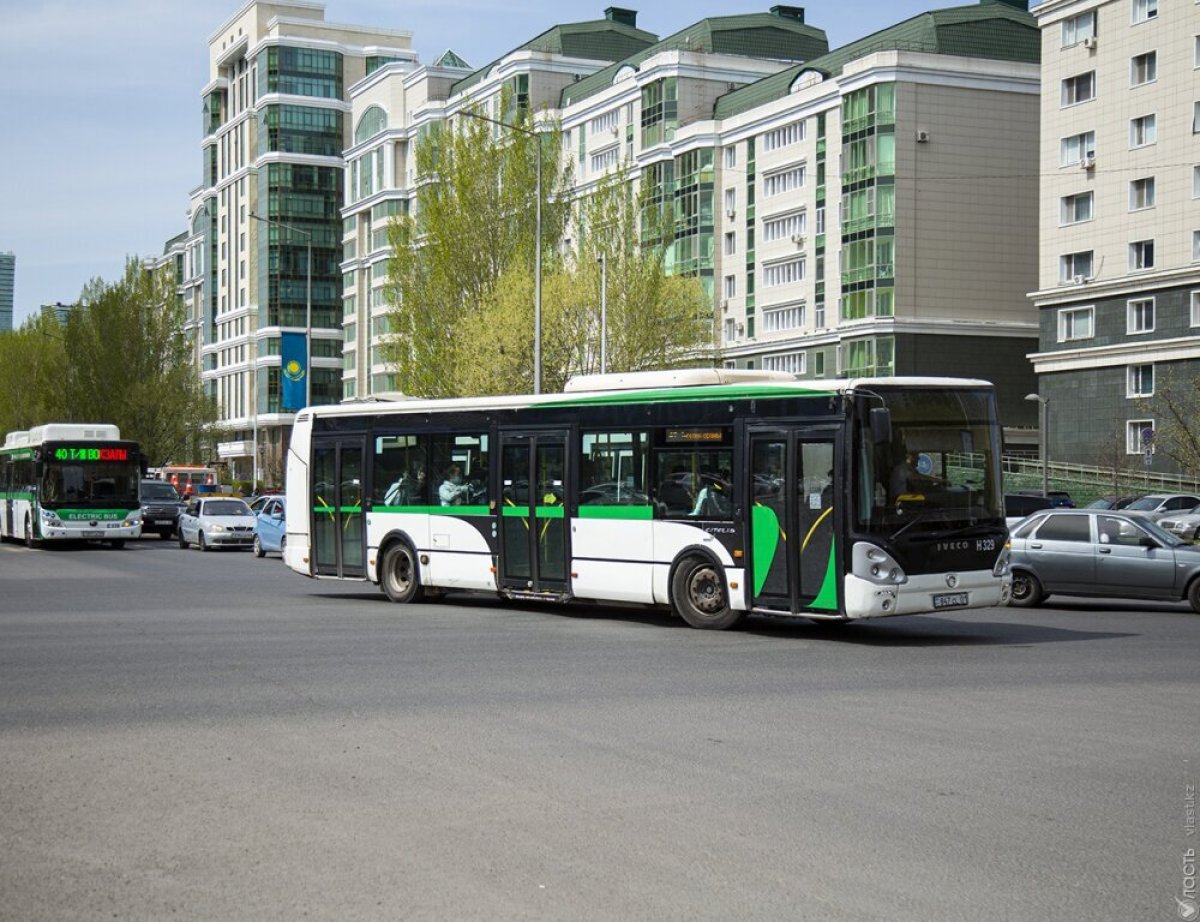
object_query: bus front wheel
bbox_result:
[671,556,742,630]
[380,541,423,604]
[24,517,39,549]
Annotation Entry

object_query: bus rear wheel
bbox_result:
[380,542,423,604]
[671,556,742,630]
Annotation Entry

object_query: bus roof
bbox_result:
[3,423,121,449]
[297,376,995,423]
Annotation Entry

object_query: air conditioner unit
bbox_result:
[721,299,731,312]
[1080,156,1096,171]
[1081,35,1097,49]
[915,130,930,143]
[610,125,620,137]
[725,208,736,220]
[1072,274,1088,285]
[791,234,806,246]
[736,322,745,334]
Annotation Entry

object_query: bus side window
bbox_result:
[373,434,428,507]
[578,431,650,507]
[653,428,734,520]
[429,433,489,506]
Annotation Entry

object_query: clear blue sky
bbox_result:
[0,0,980,324]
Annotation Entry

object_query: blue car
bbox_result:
[253,496,286,558]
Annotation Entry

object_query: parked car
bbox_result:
[1085,495,1139,510]
[1018,489,1074,508]
[139,479,184,539]
[248,492,282,515]
[1123,493,1200,520]
[1008,509,1200,612]
[1004,493,1054,530]
[253,496,287,558]
[177,497,256,551]
[1157,504,1200,542]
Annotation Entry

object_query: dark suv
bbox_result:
[139,479,184,539]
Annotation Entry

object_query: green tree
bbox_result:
[61,259,217,465]
[385,104,572,397]
[1139,369,1200,477]
[0,312,69,436]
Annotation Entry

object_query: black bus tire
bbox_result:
[380,541,423,604]
[671,555,743,630]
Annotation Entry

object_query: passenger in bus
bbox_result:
[439,465,472,506]
[689,474,730,517]
[385,466,425,506]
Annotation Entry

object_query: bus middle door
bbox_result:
[311,437,367,579]
[747,429,839,614]
[497,430,569,596]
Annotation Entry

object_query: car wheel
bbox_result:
[671,556,743,630]
[178,531,188,549]
[198,532,209,552]
[159,529,172,540]
[1187,578,1200,615]
[278,536,286,559]
[380,541,423,604]
[253,536,265,558]
[1010,570,1044,608]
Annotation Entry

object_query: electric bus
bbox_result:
[0,423,143,547]
[284,370,1011,629]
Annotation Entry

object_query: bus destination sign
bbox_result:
[666,429,724,444]
[53,446,129,462]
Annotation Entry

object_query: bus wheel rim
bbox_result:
[688,567,723,614]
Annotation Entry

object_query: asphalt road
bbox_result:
[0,537,1195,921]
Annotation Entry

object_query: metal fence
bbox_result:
[947,453,1200,505]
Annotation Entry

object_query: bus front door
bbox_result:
[498,431,569,595]
[748,430,839,614]
[311,438,367,579]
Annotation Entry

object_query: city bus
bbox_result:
[0,423,143,547]
[284,370,1011,629]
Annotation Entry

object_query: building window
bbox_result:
[1129,114,1156,148]
[763,166,805,197]
[590,110,618,134]
[1194,166,1200,198]
[761,302,804,333]
[1062,11,1096,46]
[763,258,806,288]
[1127,420,1154,454]
[1194,231,1200,263]
[724,188,736,215]
[813,351,825,378]
[762,211,807,242]
[1129,240,1155,271]
[1194,102,1200,134]
[590,146,620,173]
[1127,364,1154,398]
[1129,176,1156,210]
[1131,0,1157,25]
[723,317,736,342]
[1192,291,1200,327]
[723,275,737,299]
[1060,131,1096,166]
[762,122,805,152]
[1131,52,1157,86]
[723,233,736,256]
[1061,72,1096,107]
[762,351,805,375]
[1057,305,1094,341]
[1127,297,1155,333]
[1060,251,1094,283]
[1060,191,1094,225]
[723,146,737,169]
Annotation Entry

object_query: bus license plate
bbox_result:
[933,592,969,610]
[82,530,104,539]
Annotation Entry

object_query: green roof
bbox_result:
[561,12,829,109]
[433,49,471,69]
[714,0,1038,119]
[451,17,658,97]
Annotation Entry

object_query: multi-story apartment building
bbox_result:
[0,251,14,331]
[1030,0,1200,472]
[184,1,414,483]
[342,1,1043,429]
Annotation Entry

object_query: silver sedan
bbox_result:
[177,497,256,551]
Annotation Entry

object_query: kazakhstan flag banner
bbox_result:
[281,332,307,411]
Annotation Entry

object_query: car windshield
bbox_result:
[854,387,1004,536]
[203,500,252,516]
[141,483,180,501]
[1139,517,1184,547]
[1126,497,1165,511]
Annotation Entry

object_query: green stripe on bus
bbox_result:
[535,506,564,519]
[810,545,839,610]
[0,492,34,501]
[577,505,654,521]
[751,504,781,597]
[312,506,363,514]
[553,384,835,408]
[371,505,491,516]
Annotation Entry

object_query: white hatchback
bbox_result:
[177,497,256,551]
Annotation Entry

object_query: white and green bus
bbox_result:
[284,370,1012,629]
[0,424,143,547]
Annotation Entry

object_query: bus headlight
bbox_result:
[852,543,907,585]
[124,510,142,524]
[40,509,61,525]
[992,545,1012,578]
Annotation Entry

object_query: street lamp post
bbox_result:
[1025,393,1050,498]
[598,252,607,374]
[454,109,543,393]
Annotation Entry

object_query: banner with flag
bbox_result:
[281,331,308,411]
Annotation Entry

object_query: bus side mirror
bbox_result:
[870,407,892,445]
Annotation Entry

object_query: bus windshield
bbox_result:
[854,388,1003,536]
[42,459,140,506]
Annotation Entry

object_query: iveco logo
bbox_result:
[946,574,959,589]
